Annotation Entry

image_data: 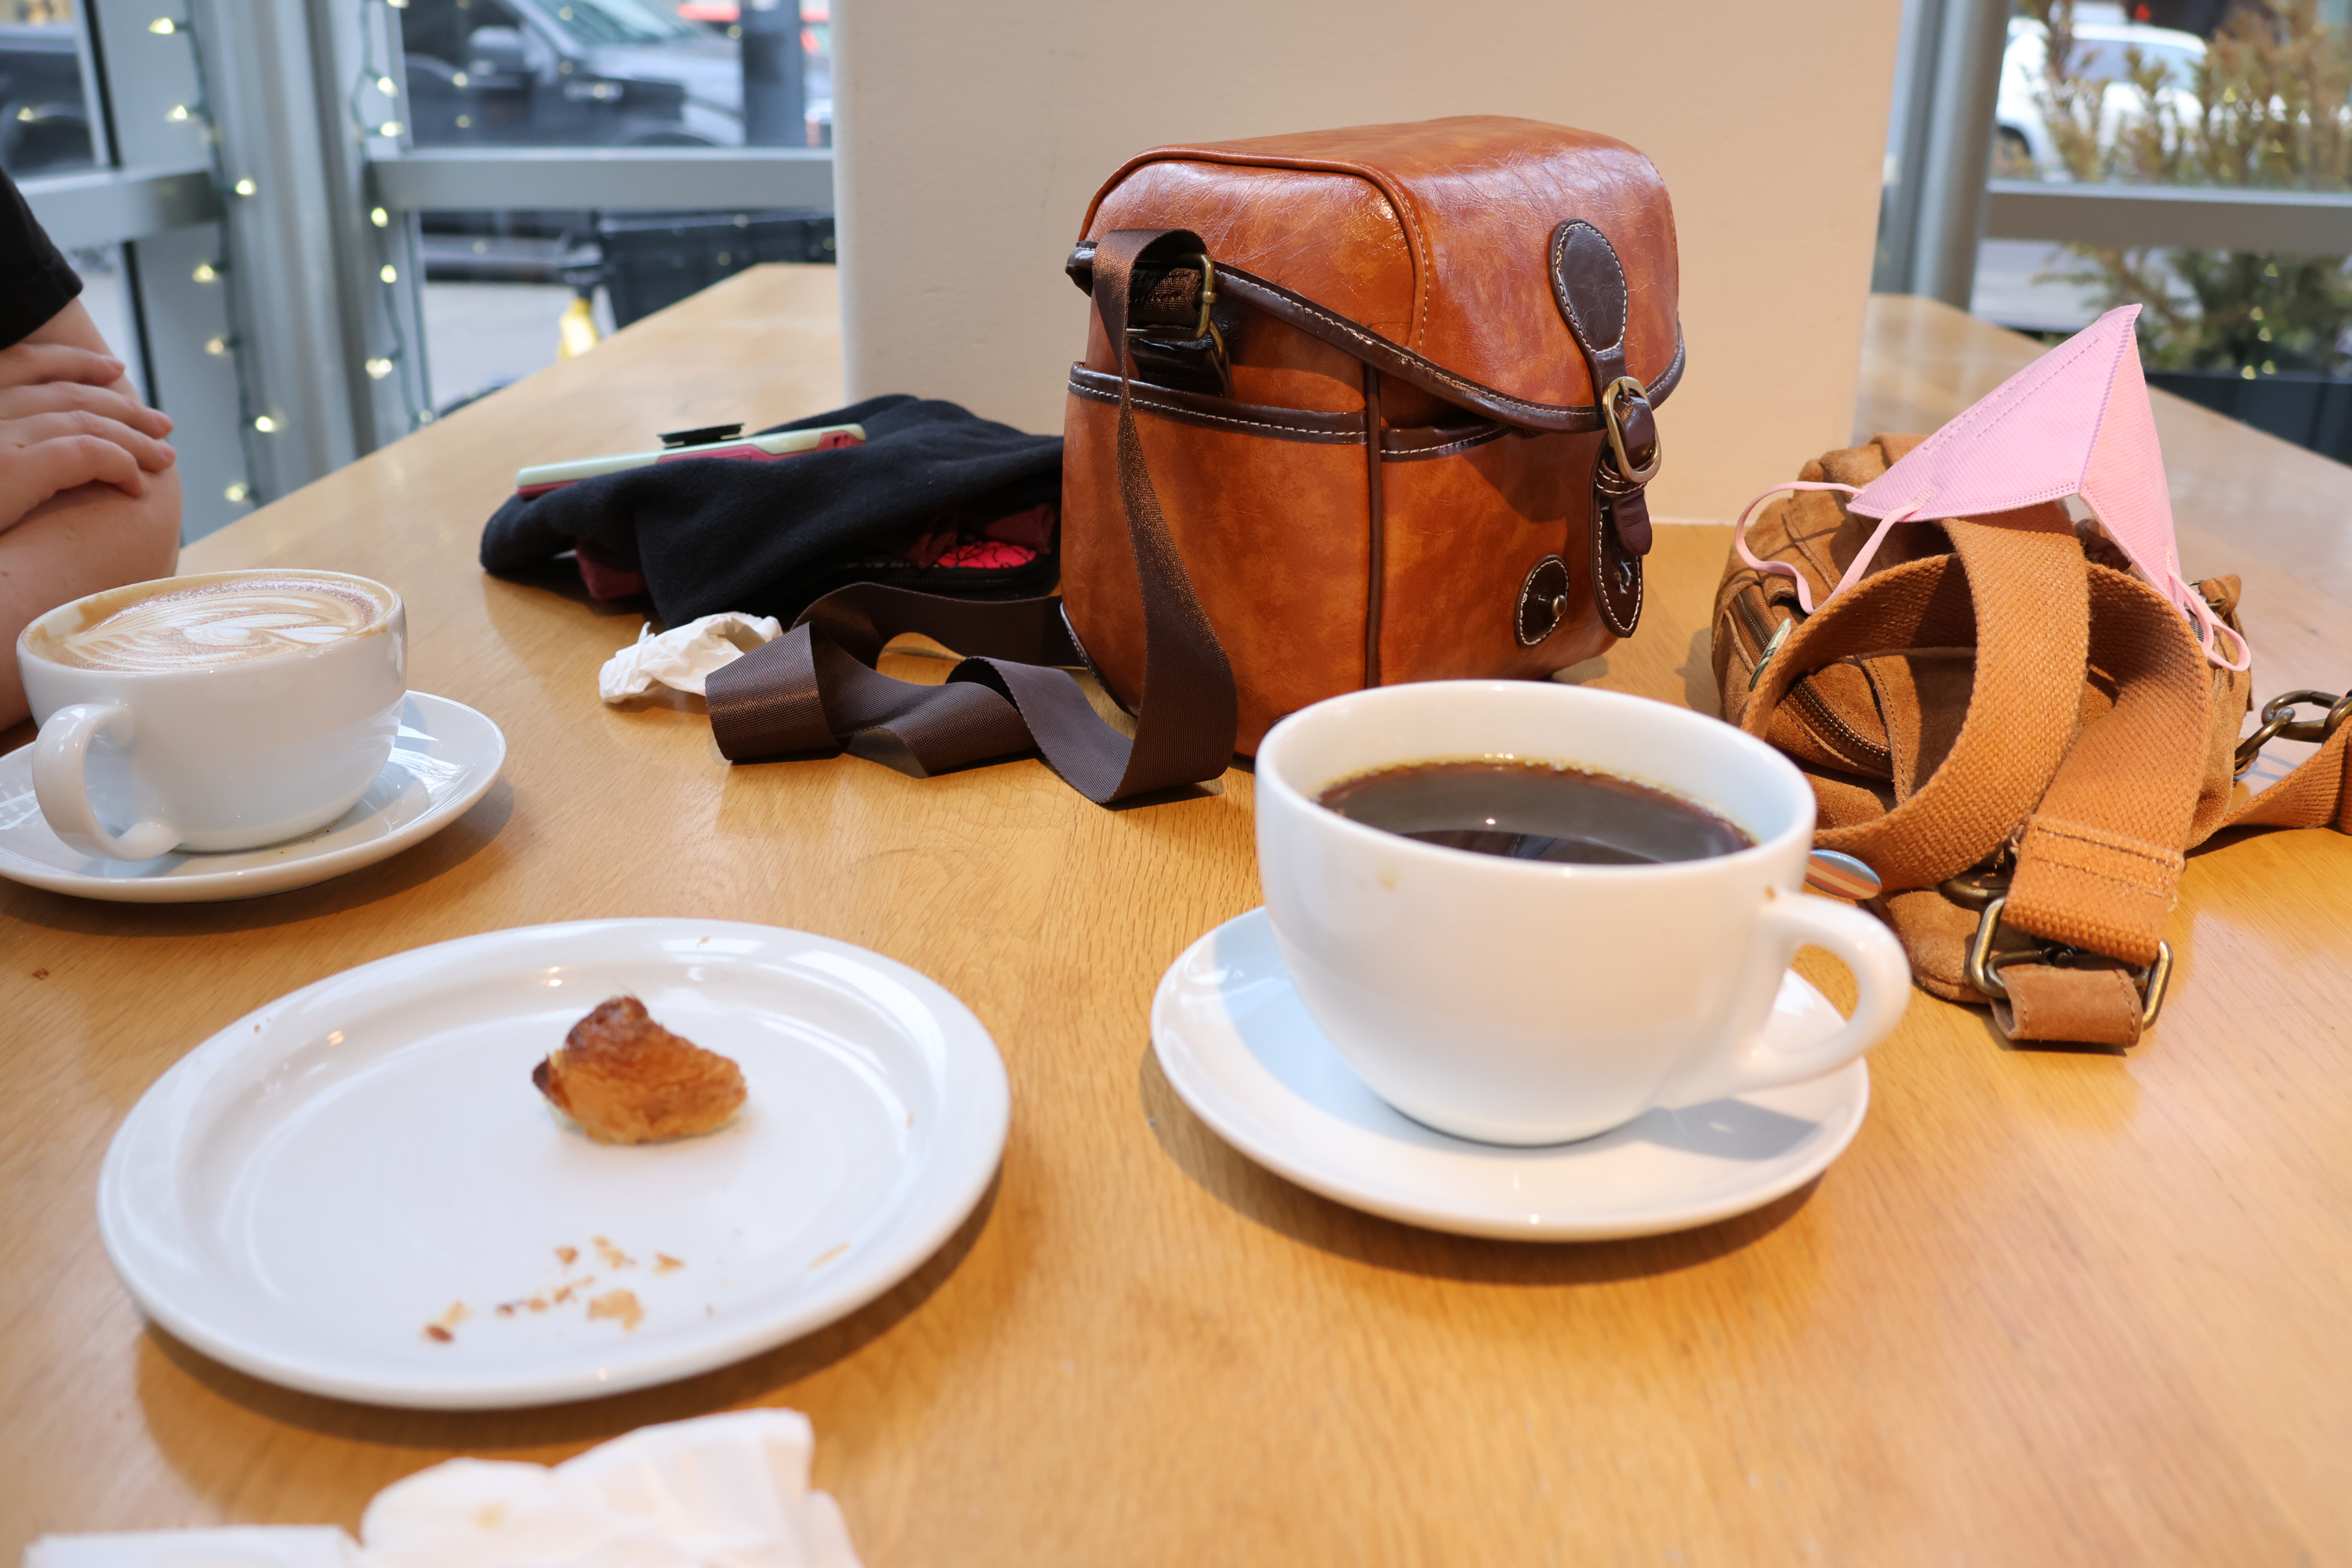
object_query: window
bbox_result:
[1878,0,2352,463]
[16,0,833,537]
[0,0,100,176]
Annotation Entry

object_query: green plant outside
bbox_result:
[2022,0,2352,375]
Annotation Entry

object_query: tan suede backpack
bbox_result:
[1715,433,2351,1047]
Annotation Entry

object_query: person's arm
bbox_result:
[0,299,183,729]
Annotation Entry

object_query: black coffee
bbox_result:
[1317,758,1753,866]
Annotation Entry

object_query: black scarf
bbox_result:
[479,394,1063,626]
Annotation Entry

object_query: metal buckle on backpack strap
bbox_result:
[2234,688,2351,778]
[1599,376,1662,485]
[1955,888,2172,1033]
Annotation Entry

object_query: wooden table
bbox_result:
[7,273,2350,1564]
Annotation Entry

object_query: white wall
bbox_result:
[832,2,1902,522]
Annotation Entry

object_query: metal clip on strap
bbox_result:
[2234,688,2352,778]
[1958,890,2172,1033]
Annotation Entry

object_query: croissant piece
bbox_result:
[532,996,746,1145]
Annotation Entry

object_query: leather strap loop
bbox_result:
[706,229,1239,802]
[1548,219,1651,633]
[1993,964,2147,1047]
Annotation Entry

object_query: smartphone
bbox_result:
[515,422,866,498]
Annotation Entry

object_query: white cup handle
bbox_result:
[32,702,180,861]
[1668,891,1911,1103]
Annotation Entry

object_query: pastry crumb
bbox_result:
[555,1245,578,1267]
[587,1289,644,1332]
[654,1253,684,1273]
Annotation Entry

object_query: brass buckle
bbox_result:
[2234,688,2352,778]
[1599,375,1662,485]
[1189,252,1225,362]
[1961,891,2172,1032]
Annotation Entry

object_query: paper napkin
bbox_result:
[600,613,782,703]
[21,1410,861,1568]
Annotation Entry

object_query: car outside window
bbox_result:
[544,0,703,48]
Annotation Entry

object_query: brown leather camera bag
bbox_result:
[708,117,1683,800]
[1715,435,2352,1047]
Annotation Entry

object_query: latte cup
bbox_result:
[1254,681,1910,1145]
[18,570,407,860]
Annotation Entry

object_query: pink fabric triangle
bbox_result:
[1844,304,2245,669]
[1735,306,2246,669]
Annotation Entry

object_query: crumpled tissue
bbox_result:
[24,1410,862,1568]
[600,612,782,703]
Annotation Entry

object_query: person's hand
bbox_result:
[0,339,177,529]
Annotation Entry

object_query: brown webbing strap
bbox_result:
[1741,511,2089,890]
[705,229,1238,803]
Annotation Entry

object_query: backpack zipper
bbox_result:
[1731,587,1892,769]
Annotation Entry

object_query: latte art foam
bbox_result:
[43,575,391,672]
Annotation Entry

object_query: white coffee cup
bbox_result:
[1254,681,1910,1145]
[18,569,407,860]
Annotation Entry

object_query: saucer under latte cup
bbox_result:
[19,569,407,860]
[1253,681,1911,1145]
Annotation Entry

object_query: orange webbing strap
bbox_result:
[2005,566,2212,966]
[2211,724,2352,837]
[1741,510,2089,891]
[1987,720,2352,1051]
[1938,575,2343,1049]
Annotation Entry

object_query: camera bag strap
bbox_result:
[702,228,1239,803]
[704,220,1664,801]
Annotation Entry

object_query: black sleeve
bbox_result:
[0,165,82,350]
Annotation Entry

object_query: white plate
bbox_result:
[0,691,504,902]
[98,918,1011,1408]
[1151,909,1870,1241]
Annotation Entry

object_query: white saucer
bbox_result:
[0,691,504,902]
[1151,909,1870,1241]
[98,917,1011,1409]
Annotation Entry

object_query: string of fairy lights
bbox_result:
[343,0,433,434]
[140,0,432,514]
[141,2,267,506]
